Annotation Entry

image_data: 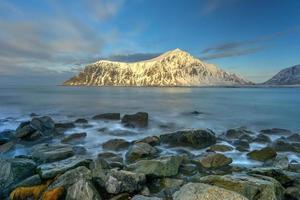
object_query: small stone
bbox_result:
[209,144,234,152]
[74,118,88,124]
[93,113,121,120]
[253,134,272,143]
[102,139,131,151]
[61,132,87,143]
[193,153,232,170]
[135,136,160,146]
[121,112,148,128]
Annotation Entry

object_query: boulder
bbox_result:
[131,195,162,200]
[127,156,182,177]
[93,113,121,120]
[0,141,15,153]
[126,142,159,163]
[173,183,248,200]
[247,147,277,162]
[102,139,131,151]
[121,112,148,128]
[271,138,298,152]
[287,133,300,142]
[31,116,56,134]
[105,169,146,194]
[66,179,101,200]
[11,174,41,190]
[260,128,291,135]
[15,121,36,138]
[0,158,36,197]
[253,134,272,143]
[48,166,92,189]
[32,143,75,163]
[225,127,254,139]
[74,118,88,124]
[233,139,250,152]
[135,136,160,146]
[61,132,87,143]
[199,174,284,200]
[193,153,232,170]
[248,167,298,187]
[37,156,92,179]
[98,152,123,166]
[160,129,217,149]
[284,187,300,200]
[55,122,75,132]
[209,144,234,152]
[179,163,198,176]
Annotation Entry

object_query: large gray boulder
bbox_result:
[247,147,277,162]
[127,156,182,177]
[126,142,159,163]
[66,179,102,200]
[160,129,217,149]
[105,169,146,194]
[193,153,232,170]
[32,143,75,163]
[0,158,36,198]
[173,183,248,200]
[37,156,92,179]
[199,174,284,200]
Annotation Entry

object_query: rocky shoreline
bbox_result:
[1,113,300,200]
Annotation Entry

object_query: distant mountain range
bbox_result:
[63,49,251,86]
[264,65,300,85]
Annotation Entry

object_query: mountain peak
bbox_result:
[264,64,300,85]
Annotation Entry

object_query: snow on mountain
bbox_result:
[64,49,251,86]
[264,65,300,85]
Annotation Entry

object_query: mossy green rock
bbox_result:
[127,156,183,177]
[199,174,284,200]
[247,147,277,162]
[160,129,216,149]
[126,142,158,163]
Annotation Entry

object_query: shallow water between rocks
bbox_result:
[1,85,300,166]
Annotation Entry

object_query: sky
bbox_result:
[0,0,299,84]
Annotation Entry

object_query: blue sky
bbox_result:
[0,0,299,83]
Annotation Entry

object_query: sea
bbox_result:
[1,85,300,165]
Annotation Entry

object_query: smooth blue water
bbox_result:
[0,86,300,133]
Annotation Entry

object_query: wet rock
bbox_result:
[260,128,292,135]
[225,127,254,139]
[55,122,75,132]
[48,166,92,189]
[160,129,217,149]
[263,154,289,169]
[193,153,232,170]
[0,137,10,145]
[93,113,121,120]
[135,136,160,146]
[73,145,87,155]
[66,179,101,200]
[121,112,148,128]
[161,178,184,188]
[32,143,75,163]
[173,183,248,200]
[253,134,272,143]
[97,152,124,169]
[126,142,159,163]
[179,163,198,176]
[271,138,297,152]
[239,134,254,142]
[15,121,36,138]
[127,156,182,177]
[248,167,297,187]
[61,132,87,143]
[37,156,92,179]
[74,118,88,124]
[287,133,300,142]
[247,147,277,162]
[31,116,56,134]
[284,187,300,200]
[131,195,162,200]
[0,141,15,153]
[289,163,300,173]
[199,174,284,200]
[209,144,234,152]
[11,174,41,190]
[105,169,146,194]
[0,130,15,140]
[30,113,38,117]
[233,139,250,152]
[0,158,36,197]
[190,111,203,115]
[102,139,131,151]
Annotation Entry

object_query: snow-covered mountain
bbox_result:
[264,65,300,85]
[64,49,251,86]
